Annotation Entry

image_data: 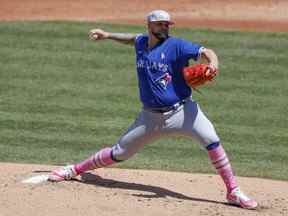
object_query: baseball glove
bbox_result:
[183,64,218,89]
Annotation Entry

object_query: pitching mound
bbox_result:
[1,163,287,216]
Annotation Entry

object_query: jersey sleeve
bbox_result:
[135,34,143,44]
[134,34,147,50]
[177,39,203,61]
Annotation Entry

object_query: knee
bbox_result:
[195,132,220,149]
[111,144,136,161]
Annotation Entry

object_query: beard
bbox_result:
[152,29,169,41]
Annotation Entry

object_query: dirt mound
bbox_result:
[1,0,288,31]
[1,163,287,216]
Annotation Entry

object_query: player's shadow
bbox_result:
[74,172,230,207]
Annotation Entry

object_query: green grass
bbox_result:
[0,21,287,180]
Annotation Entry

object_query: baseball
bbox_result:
[92,34,98,39]
[89,32,98,40]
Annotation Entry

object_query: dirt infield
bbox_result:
[1,0,288,31]
[1,1,288,216]
[1,163,288,216]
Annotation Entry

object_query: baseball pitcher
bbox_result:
[48,10,257,209]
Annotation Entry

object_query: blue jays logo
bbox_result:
[157,72,172,89]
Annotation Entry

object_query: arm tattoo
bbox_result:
[108,33,138,45]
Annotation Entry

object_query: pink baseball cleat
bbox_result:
[48,165,78,182]
[227,187,258,209]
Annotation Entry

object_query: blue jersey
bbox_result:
[134,35,203,108]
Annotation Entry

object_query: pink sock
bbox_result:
[74,147,116,174]
[207,143,238,193]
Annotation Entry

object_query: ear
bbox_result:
[147,22,153,33]
[147,22,152,29]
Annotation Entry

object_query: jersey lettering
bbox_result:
[135,35,202,108]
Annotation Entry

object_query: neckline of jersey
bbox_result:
[147,37,170,52]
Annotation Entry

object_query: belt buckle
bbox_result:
[160,105,175,113]
[170,101,182,111]
[148,99,187,113]
[173,100,186,110]
[171,103,179,110]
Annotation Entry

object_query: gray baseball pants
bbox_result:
[112,99,220,161]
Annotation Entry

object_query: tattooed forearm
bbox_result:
[107,33,138,45]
